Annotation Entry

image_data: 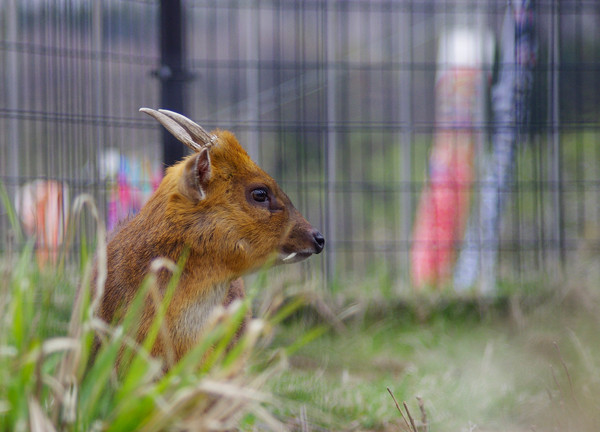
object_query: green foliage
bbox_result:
[0,244,289,431]
[3,185,600,432]
[0,196,299,432]
[0,182,23,244]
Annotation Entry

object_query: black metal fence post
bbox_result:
[159,0,186,168]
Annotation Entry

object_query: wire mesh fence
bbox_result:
[1,0,599,295]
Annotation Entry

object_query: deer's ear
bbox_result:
[179,148,211,201]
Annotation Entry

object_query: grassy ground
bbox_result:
[2,243,600,431]
[266,288,600,431]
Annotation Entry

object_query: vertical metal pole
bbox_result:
[92,0,104,210]
[549,0,564,272]
[5,0,19,203]
[159,0,186,168]
[245,5,260,161]
[398,7,413,283]
[325,6,337,281]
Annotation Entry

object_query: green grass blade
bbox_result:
[0,181,23,243]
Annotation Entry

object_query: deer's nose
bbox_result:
[312,230,325,254]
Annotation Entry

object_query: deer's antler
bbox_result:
[139,108,218,152]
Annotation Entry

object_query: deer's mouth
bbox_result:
[277,228,324,265]
[277,250,314,264]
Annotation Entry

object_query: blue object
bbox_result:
[454,0,537,294]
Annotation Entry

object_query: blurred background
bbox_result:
[1,0,599,297]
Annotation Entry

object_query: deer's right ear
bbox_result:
[179,148,212,201]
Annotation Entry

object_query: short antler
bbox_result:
[139,108,218,152]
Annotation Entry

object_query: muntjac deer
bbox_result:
[96,108,324,364]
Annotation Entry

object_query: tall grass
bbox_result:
[0,193,294,431]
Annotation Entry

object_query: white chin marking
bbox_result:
[282,252,297,262]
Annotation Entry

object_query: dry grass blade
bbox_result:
[71,194,106,314]
[134,328,286,432]
[194,378,276,429]
[312,296,347,334]
[139,378,271,432]
[29,397,57,432]
[385,389,427,432]
[42,337,80,356]
[202,348,285,430]
[147,257,180,368]
[61,377,78,425]
[387,387,413,432]
[252,404,288,432]
[553,342,579,408]
[547,340,600,431]
[417,396,428,432]
[550,364,562,396]
[197,378,273,403]
[42,374,67,406]
[403,401,418,432]
[53,194,106,423]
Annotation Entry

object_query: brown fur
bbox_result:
[95,129,322,364]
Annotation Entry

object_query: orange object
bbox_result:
[16,180,69,266]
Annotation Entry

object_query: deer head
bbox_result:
[139,108,324,275]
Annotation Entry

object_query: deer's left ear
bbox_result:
[179,148,211,201]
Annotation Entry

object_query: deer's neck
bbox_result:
[172,280,229,346]
[104,200,235,317]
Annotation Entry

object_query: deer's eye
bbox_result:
[250,188,269,203]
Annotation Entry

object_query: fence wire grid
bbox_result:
[1,0,599,294]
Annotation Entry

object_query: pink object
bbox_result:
[411,122,475,288]
[106,155,163,231]
[411,66,485,288]
[411,28,493,289]
[107,173,142,231]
